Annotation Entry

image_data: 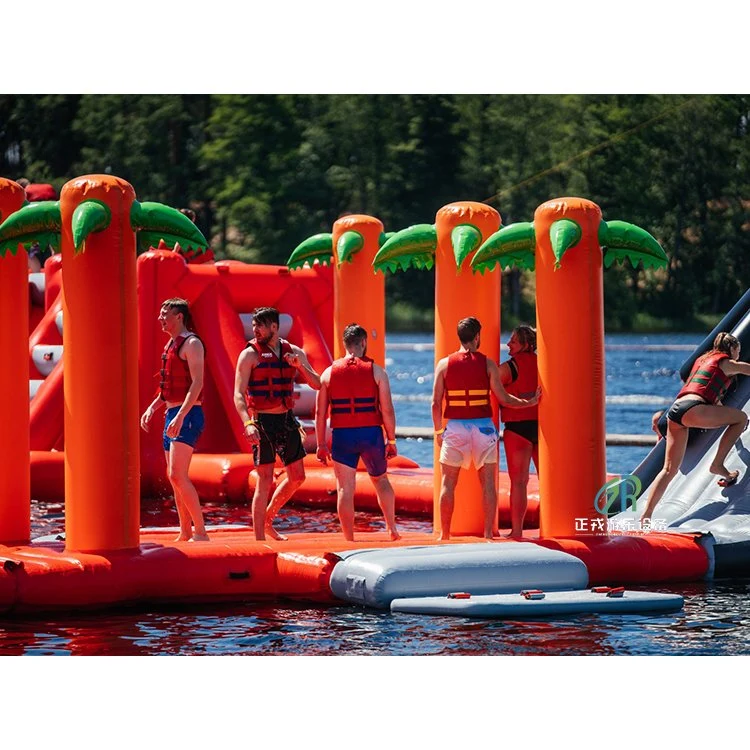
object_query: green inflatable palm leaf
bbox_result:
[599,220,667,270]
[130,201,208,253]
[0,201,62,257]
[287,233,334,269]
[373,224,437,274]
[471,223,536,274]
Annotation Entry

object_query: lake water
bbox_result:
[3,331,749,658]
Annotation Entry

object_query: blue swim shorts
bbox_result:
[163,405,205,450]
[331,425,387,476]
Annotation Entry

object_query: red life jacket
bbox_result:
[677,351,733,404]
[328,356,382,428]
[444,350,492,419]
[247,338,296,411]
[501,351,538,422]
[160,333,202,402]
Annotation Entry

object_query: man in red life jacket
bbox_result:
[432,317,540,541]
[141,298,209,541]
[315,324,401,541]
[234,306,321,541]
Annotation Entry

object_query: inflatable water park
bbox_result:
[1,173,748,617]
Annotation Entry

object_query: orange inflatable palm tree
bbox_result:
[287,215,391,366]
[374,202,501,536]
[0,175,208,551]
[471,197,667,537]
[0,178,31,544]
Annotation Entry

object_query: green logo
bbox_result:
[594,475,642,515]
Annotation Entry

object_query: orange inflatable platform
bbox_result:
[0,529,708,615]
[29,450,542,525]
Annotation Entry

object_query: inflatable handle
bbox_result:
[521,589,546,600]
[606,587,625,598]
[447,592,471,599]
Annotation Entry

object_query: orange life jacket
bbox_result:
[329,356,382,428]
[501,351,538,422]
[160,333,202,402]
[246,338,296,411]
[677,351,733,404]
[443,350,492,420]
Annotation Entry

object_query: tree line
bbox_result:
[1,94,748,330]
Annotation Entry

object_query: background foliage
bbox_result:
[2,94,748,330]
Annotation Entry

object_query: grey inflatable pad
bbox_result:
[329,542,589,609]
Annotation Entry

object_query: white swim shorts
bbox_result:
[439,418,498,470]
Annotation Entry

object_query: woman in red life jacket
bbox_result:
[233,307,321,541]
[315,323,400,542]
[432,316,541,540]
[642,332,750,523]
[140,298,209,541]
[498,325,539,538]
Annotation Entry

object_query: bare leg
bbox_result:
[682,403,748,482]
[438,464,461,541]
[641,421,689,522]
[332,461,357,540]
[477,463,498,540]
[165,450,192,541]
[504,431,535,539]
[370,473,400,540]
[167,442,209,541]
[265,458,306,541]
[252,464,274,541]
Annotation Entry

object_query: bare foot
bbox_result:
[506,531,524,540]
[438,532,451,541]
[265,525,288,541]
[191,532,210,542]
[388,528,401,541]
[717,470,740,487]
[710,462,737,479]
[174,533,191,542]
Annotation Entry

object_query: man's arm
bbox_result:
[234,348,260,446]
[165,337,205,437]
[140,394,166,432]
[488,359,539,408]
[431,358,448,446]
[374,364,398,458]
[286,345,322,390]
[315,368,332,464]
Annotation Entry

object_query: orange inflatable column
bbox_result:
[535,198,606,537]
[332,215,386,366]
[61,175,140,552]
[434,202,501,536]
[0,179,30,544]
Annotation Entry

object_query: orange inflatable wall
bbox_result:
[137,252,334,496]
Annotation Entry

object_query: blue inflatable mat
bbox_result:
[390,588,684,618]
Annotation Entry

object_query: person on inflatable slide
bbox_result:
[141,298,210,542]
[642,331,750,522]
[315,323,401,541]
[234,306,321,541]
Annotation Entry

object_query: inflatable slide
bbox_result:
[623,288,750,576]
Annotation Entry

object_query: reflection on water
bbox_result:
[2,578,749,655]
